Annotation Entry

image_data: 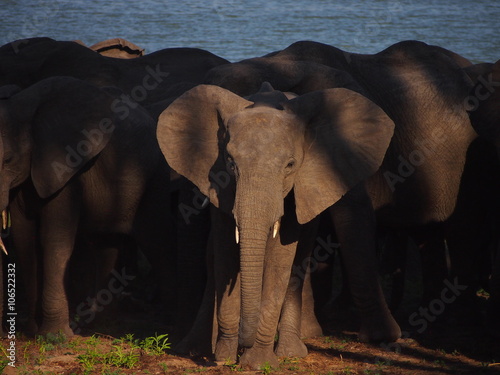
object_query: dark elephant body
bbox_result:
[462,59,500,335]
[0,37,230,114]
[161,40,480,368]
[157,83,396,368]
[0,76,171,336]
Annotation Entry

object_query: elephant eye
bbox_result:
[3,155,13,165]
[285,159,296,173]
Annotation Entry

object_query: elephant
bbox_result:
[89,38,145,58]
[0,37,230,113]
[156,82,395,368]
[198,40,478,341]
[461,58,500,336]
[0,76,171,337]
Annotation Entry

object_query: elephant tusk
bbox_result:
[2,209,8,230]
[235,226,240,244]
[0,237,7,256]
[1,209,10,255]
[201,196,210,209]
[272,221,280,238]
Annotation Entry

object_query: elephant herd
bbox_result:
[0,37,499,369]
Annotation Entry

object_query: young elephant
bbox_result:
[0,76,171,336]
[156,84,395,368]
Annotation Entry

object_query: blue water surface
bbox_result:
[0,0,499,62]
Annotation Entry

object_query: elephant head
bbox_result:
[0,76,116,212]
[157,83,394,347]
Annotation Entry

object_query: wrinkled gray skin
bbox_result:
[0,76,171,337]
[200,40,477,343]
[161,41,477,369]
[157,83,395,368]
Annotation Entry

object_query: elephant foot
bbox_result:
[239,343,279,370]
[174,332,212,356]
[214,336,238,363]
[275,332,308,358]
[38,323,74,339]
[358,311,401,343]
[300,313,323,338]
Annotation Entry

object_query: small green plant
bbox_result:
[260,361,274,375]
[104,345,139,368]
[114,333,138,346]
[139,333,171,355]
[77,343,139,371]
[0,357,8,372]
[159,362,169,373]
[77,348,101,372]
[84,334,102,347]
[433,359,446,367]
[280,357,300,371]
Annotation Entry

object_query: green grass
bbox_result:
[76,332,169,372]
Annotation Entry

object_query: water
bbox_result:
[0,0,499,63]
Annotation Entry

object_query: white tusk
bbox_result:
[2,210,7,230]
[272,221,280,238]
[0,237,7,256]
[201,197,210,209]
[235,226,240,244]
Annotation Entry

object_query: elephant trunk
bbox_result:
[234,177,282,348]
[237,227,269,347]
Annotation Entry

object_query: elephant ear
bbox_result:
[25,77,116,198]
[157,84,252,210]
[285,88,395,224]
[0,85,22,99]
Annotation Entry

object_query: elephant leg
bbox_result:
[133,161,174,315]
[174,230,216,355]
[330,183,400,343]
[174,181,210,340]
[10,196,39,336]
[213,208,241,363]
[240,196,300,369]
[487,239,500,338]
[276,217,321,358]
[412,224,448,307]
[301,268,324,338]
[38,187,80,337]
[379,228,409,313]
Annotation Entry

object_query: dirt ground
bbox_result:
[2,242,499,375]
[2,296,499,375]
